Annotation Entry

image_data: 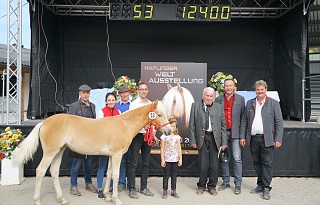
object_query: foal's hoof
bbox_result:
[105,195,112,202]
[61,201,70,205]
[115,198,123,205]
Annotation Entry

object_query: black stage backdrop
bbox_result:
[0,125,319,177]
[27,3,310,120]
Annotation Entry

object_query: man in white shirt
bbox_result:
[127,83,159,199]
[240,80,283,200]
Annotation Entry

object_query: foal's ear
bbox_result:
[153,99,158,109]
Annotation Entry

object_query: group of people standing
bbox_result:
[67,78,283,201]
[189,79,283,200]
[68,82,173,200]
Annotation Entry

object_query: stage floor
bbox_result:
[19,119,320,128]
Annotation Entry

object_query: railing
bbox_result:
[302,75,320,122]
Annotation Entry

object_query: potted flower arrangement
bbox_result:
[113,76,139,100]
[208,72,238,96]
[0,126,25,185]
[0,126,25,160]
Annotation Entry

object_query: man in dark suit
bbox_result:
[214,79,245,194]
[69,84,97,196]
[240,80,283,200]
[189,87,227,196]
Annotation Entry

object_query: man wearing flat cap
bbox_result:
[115,84,132,191]
[68,84,97,196]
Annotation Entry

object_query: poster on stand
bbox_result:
[141,62,207,154]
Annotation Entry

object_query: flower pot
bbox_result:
[0,158,25,185]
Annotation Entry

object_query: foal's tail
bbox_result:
[12,122,43,165]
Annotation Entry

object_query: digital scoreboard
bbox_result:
[109,4,231,21]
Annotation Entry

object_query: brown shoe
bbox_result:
[209,188,218,196]
[70,187,81,196]
[196,188,204,195]
[85,183,97,193]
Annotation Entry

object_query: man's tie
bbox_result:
[205,105,210,130]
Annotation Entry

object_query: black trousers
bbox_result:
[197,132,219,189]
[127,133,152,191]
[162,162,178,190]
[250,135,274,189]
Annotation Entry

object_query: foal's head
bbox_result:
[150,100,172,136]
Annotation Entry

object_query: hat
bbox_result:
[78,84,91,91]
[219,147,231,163]
[118,85,130,93]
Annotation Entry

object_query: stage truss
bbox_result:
[4,0,314,124]
[36,0,309,18]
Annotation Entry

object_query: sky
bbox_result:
[0,0,31,48]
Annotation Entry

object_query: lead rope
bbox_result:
[144,104,156,146]
[144,103,171,146]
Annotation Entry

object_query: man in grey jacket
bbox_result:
[69,84,97,196]
[189,87,227,196]
[240,80,283,200]
[214,79,245,194]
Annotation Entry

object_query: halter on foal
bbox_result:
[12,100,171,205]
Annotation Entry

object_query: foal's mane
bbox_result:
[118,102,152,120]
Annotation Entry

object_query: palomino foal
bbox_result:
[13,100,171,205]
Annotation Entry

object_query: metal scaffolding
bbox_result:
[3,0,22,125]
[37,0,304,18]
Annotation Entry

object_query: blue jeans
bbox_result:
[70,156,93,187]
[119,149,130,188]
[97,155,109,190]
[221,130,242,187]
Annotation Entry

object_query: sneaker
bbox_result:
[234,186,241,194]
[96,190,105,199]
[162,190,167,199]
[263,188,271,200]
[140,188,154,197]
[218,183,230,191]
[171,190,180,198]
[196,187,204,195]
[85,183,97,193]
[250,186,263,194]
[129,189,139,199]
[118,186,126,192]
[70,187,81,196]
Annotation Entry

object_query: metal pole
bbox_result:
[1,70,6,124]
[302,79,305,122]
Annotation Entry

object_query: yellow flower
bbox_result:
[210,77,214,82]
[234,78,238,84]
[4,135,9,140]
[12,134,18,139]
[119,79,124,83]
[4,127,10,132]
[2,143,9,149]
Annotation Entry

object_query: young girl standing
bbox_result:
[160,118,182,199]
